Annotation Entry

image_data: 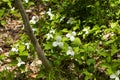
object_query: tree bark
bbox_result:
[14,0,51,69]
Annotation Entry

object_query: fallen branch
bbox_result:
[14,0,51,69]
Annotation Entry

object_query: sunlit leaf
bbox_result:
[72,37,81,46]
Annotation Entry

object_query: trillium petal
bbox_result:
[72,31,76,36]
[66,50,74,56]
[66,50,71,55]
[50,29,55,34]
[30,16,38,24]
[17,62,25,67]
[22,62,25,64]
[110,74,116,78]
[11,47,18,52]
[58,42,63,47]
[17,58,25,67]
[46,33,53,40]
[115,77,119,80]
[66,33,71,38]
[117,70,120,75]
[25,43,30,49]
[17,63,21,67]
[24,0,29,3]
[53,42,58,47]
[71,51,75,56]
[85,31,89,34]
[66,46,75,56]
[83,27,89,34]
[47,8,54,20]
[70,36,75,41]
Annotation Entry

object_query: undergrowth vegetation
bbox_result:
[0,0,120,80]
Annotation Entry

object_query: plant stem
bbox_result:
[14,0,51,70]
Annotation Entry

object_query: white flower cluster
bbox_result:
[22,42,30,49]
[110,70,120,80]
[30,16,39,24]
[17,58,25,67]
[46,28,55,40]
[11,44,18,53]
[82,27,90,34]
[66,31,76,41]
[47,8,54,20]
[53,36,63,47]
[66,46,74,56]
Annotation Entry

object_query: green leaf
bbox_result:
[105,40,115,45]
[87,46,95,52]
[0,54,5,60]
[61,28,68,33]
[43,42,53,50]
[3,0,9,2]
[97,48,108,57]
[86,59,95,65]
[37,73,45,78]
[111,44,119,56]
[19,51,28,56]
[18,44,25,52]
[1,20,6,26]
[0,8,5,17]
[7,1,12,8]
[72,37,81,46]
[73,47,79,53]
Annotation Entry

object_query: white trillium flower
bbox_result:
[70,36,75,41]
[83,27,90,34]
[66,33,71,38]
[46,33,53,40]
[24,0,29,3]
[49,28,55,34]
[110,70,120,80]
[67,18,75,24]
[11,7,15,11]
[32,28,37,33]
[47,8,54,20]
[72,31,76,36]
[53,36,63,47]
[66,46,74,56]
[60,16,65,22]
[46,28,55,40]
[25,43,30,49]
[11,47,18,52]
[17,58,25,67]
[57,42,64,47]
[53,41,58,47]
[30,16,39,24]
[66,31,76,41]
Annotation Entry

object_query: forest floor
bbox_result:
[0,17,23,54]
[0,4,44,79]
